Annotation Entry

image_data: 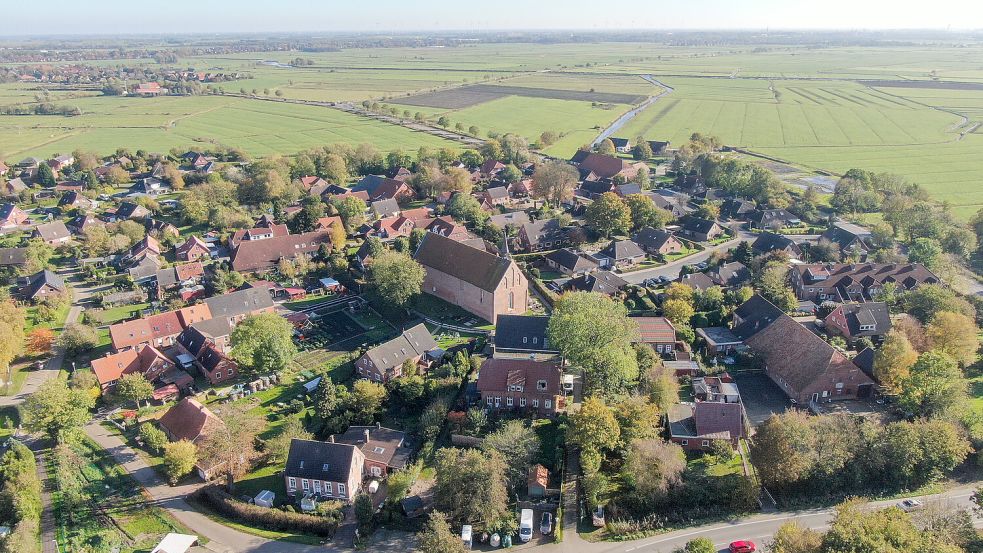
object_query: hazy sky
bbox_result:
[10,0,983,35]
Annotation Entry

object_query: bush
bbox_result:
[191,485,341,536]
[139,423,168,454]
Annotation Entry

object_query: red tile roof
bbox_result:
[157,398,224,444]
[632,316,676,344]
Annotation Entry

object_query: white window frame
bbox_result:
[520,397,526,407]
[545,399,552,409]
[680,440,689,446]
[324,482,333,496]
[701,440,710,447]
[288,477,296,491]
[532,399,539,408]
[506,397,514,407]
[337,483,346,497]
[313,480,322,494]
[371,465,382,477]
[302,479,309,491]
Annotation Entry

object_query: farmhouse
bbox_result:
[571,152,646,181]
[284,439,364,501]
[414,232,528,324]
[353,175,414,202]
[229,229,331,273]
[229,220,290,248]
[354,323,439,383]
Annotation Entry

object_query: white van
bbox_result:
[519,509,534,542]
[461,524,472,550]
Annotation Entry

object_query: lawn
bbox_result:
[662,247,700,263]
[413,294,493,331]
[91,302,151,325]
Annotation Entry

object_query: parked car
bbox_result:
[519,509,534,542]
[540,512,553,535]
[729,540,756,553]
[897,498,923,512]
[591,505,605,527]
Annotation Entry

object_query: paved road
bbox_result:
[620,229,752,285]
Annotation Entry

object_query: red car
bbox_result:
[729,540,756,553]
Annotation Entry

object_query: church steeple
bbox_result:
[500,230,511,259]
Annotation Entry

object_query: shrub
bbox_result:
[191,485,341,536]
[139,423,168,454]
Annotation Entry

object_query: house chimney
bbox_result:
[329,435,335,443]
[364,429,371,443]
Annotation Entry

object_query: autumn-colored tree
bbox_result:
[26,328,54,355]
[873,330,919,394]
[926,311,979,367]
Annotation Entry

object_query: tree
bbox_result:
[367,250,424,308]
[22,379,95,440]
[287,197,323,234]
[418,511,468,553]
[758,261,797,312]
[925,311,979,367]
[230,313,298,374]
[769,522,822,553]
[621,438,685,509]
[0,301,25,385]
[749,410,815,492]
[349,380,387,424]
[139,423,169,454]
[264,416,312,464]
[873,330,918,394]
[115,373,154,409]
[548,292,639,396]
[942,227,977,259]
[907,237,943,268]
[597,138,616,155]
[26,328,54,356]
[22,239,54,274]
[105,165,130,185]
[482,420,540,491]
[662,298,695,326]
[333,195,367,232]
[445,193,488,226]
[198,403,264,493]
[683,537,717,553]
[897,351,967,418]
[323,153,349,184]
[162,440,197,485]
[433,448,509,530]
[567,397,620,464]
[823,499,963,553]
[354,493,374,527]
[36,163,56,187]
[585,192,631,238]
[625,194,673,231]
[632,140,653,160]
[499,164,522,184]
[57,323,99,356]
[899,284,975,324]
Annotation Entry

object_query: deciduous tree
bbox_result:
[199,403,264,493]
[482,420,540,491]
[897,351,967,418]
[418,511,468,553]
[925,311,979,367]
[22,379,94,440]
[585,192,631,238]
[433,448,509,530]
[531,161,579,206]
[162,440,198,485]
[116,373,154,409]
[873,330,918,394]
[230,313,298,374]
[367,250,424,308]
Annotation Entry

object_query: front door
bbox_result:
[811,393,819,403]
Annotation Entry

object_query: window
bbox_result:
[522,337,528,344]
[322,463,330,471]
[821,390,829,397]
[214,371,222,380]
[509,291,514,309]
[520,397,526,407]
[702,440,710,447]
[288,477,296,491]
[338,483,346,497]
[302,479,309,491]
[680,440,689,446]
[313,481,321,493]
[532,399,539,408]
[506,397,514,407]
[486,397,493,406]
[545,399,552,409]
[324,482,333,496]
[494,397,501,407]
[532,337,538,344]
[656,344,664,353]
[835,382,844,389]
[537,380,547,391]
[666,344,673,352]
[371,466,383,477]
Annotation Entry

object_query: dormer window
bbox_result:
[299,460,305,469]
[373,447,385,454]
[537,380,548,391]
[322,463,330,471]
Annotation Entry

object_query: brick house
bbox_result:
[476,358,563,417]
[517,219,568,252]
[596,239,647,269]
[414,232,528,324]
[176,322,238,385]
[175,236,211,261]
[32,221,72,245]
[284,439,364,502]
[334,424,412,478]
[158,398,226,479]
[229,229,331,273]
[90,345,181,393]
[355,323,438,382]
[109,304,213,352]
[667,375,746,451]
[790,262,939,302]
[0,203,29,229]
[823,301,891,344]
[544,248,599,277]
[203,287,276,327]
[751,232,802,258]
[678,217,725,242]
[631,316,677,357]
[20,269,67,302]
[632,227,684,256]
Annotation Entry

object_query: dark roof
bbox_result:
[711,262,750,287]
[751,232,801,256]
[336,425,411,469]
[494,315,557,353]
[680,217,720,235]
[616,183,642,196]
[720,198,756,218]
[24,269,66,297]
[565,270,628,295]
[204,287,275,320]
[371,198,400,218]
[0,247,27,266]
[751,209,798,227]
[633,227,679,251]
[598,239,646,262]
[610,137,629,148]
[520,219,564,246]
[580,180,615,195]
[853,347,876,378]
[794,263,939,292]
[285,438,359,482]
[414,232,514,293]
[732,294,785,339]
[678,272,716,291]
[820,222,873,251]
[544,248,598,273]
[647,140,670,153]
[363,323,438,371]
[569,150,591,164]
[831,302,892,337]
[116,201,148,219]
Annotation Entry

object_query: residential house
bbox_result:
[647,140,670,155]
[820,222,874,257]
[133,82,163,96]
[791,262,939,302]
[90,345,186,396]
[751,232,802,258]
[158,398,226,479]
[678,271,716,291]
[737,296,875,403]
[649,190,692,218]
[32,221,72,245]
[176,324,238,385]
[0,247,27,269]
[175,236,211,261]
[111,201,150,221]
[229,221,290,249]
[47,154,74,173]
[20,269,66,301]
[355,323,439,382]
[154,262,205,295]
[109,304,213,352]
[298,176,328,193]
[67,214,102,234]
[128,256,162,284]
[517,219,568,252]
[678,217,725,242]
[596,239,647,269]
[315,216,343,231]
[284,439,364,501]
[146,219,180,240]
[353,175,414,203]
[334,424,412,478]
[610,137,631,153]
[720,198,756,220]
[709,261,750,288]
[229,229,331,273]
[492,315,560,360]
[615,183,642,197]
[544,248,599,277]
[823,302,891,344]
[203,287,276,326]
[489,211,530,230]
[476,358,564,416]
[564,270,628,296]
[631,316,677,357]
[414,232,528,324]
[0,203,29,228]
[749,209,801,230]
[667,376,746,450]
[479,160,506,179]
[372,215,416,239]
[632,227,685,257]
[577,180,617,199]
[127,235,161,262]
[370,199,401,220]
[57,191,93,211]
[425,216,470,241]
[132,177,170,196]
[480,186,509,207]
[2,178,27,197]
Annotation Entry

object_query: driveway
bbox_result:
[730,372,791,427]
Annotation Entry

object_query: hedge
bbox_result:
[190,485,342,537]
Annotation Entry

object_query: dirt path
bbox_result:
[591,75,673,147]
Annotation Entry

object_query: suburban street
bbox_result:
[620,228,752,285]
